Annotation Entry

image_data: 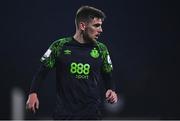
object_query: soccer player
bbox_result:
[26,5,118,119]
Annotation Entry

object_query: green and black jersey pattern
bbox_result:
[30,37,114,119]
[40,37,113,73]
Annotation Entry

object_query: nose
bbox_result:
[98,26,103,33]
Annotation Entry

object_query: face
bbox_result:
[82,17,103,41]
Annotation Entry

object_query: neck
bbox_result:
[73,31,86,44]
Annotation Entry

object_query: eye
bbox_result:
[93,24,101,28]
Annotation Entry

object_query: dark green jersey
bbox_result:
[30,37,114,119]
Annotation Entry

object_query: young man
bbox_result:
[26,5,118,119]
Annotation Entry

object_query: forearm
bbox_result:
[102,73,116,91]
[29,64,50,94]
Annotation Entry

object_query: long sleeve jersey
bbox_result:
[29,37,115,119]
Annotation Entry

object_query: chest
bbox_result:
[57,44,102,72]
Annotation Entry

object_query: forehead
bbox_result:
[88,17,103,24]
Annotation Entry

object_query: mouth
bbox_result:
[95,34,100,39]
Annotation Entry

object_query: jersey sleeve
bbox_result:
[99,43,113,73]
[101,44,113,73]
[29,38,71,94]
[29,40,61,94]
[40,40,61,69]
[100,43,115,91]
[29,64,50,94]
[29,41,57,94]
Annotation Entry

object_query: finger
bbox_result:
[26,104,34,113]
[32,105,36,113]
[107,90,112,98]
[26,101,30,109]
[111,96,117,103]
[106,94,111,101]
[112,94,118,103]
[36,101,39,109]
[106,92,113,101]
[114,97,118,103]
[28,102,36,113]
[110,96,115,102]
[107,96,113,102]
[26,103,32,110]
[108,92,117,103]
[105,90,111,98]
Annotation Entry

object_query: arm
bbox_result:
[101,72,118,103]
[100,43,118,103]
[26,64,50,113]
[26,41,58,113]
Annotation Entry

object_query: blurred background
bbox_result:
[0,0,179,120]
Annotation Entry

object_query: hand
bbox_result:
[105,89,118,103]
[26,93,39,113]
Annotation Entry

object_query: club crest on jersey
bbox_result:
[64,49,71,55]
[90,48,99,58]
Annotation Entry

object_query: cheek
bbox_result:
[88,28,96,35]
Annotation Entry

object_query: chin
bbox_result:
[88,38,96,41]
[85,35,97,42]
[92,38,97,41]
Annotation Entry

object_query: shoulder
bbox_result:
[51,37,72,46]
[50,37,72,49]
[96,40,108,51]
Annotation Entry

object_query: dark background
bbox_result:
[0,0,179,119]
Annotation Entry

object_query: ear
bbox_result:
[79,22,86,31]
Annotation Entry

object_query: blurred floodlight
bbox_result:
[11,87,25,120]
[104,94,125,113]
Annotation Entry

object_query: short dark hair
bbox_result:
[75,6,106,26]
